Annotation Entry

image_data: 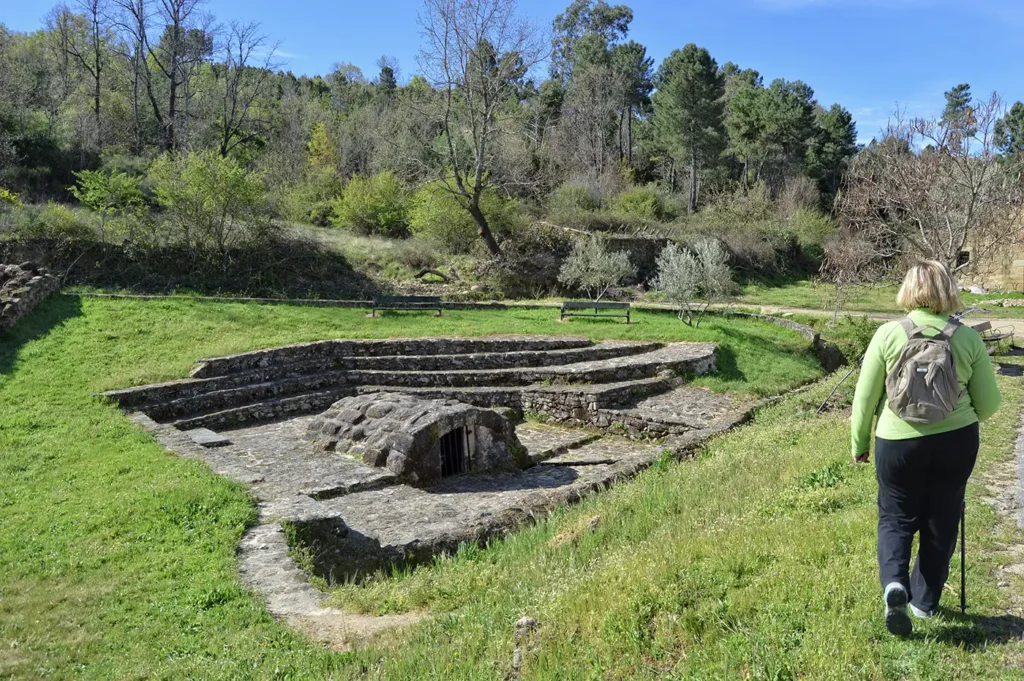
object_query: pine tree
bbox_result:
[653,44,726,213]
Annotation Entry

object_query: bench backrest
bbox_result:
[562,300,630,310]
[375,295,442,305]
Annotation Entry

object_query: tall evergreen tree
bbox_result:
[805,104,857,195]
[653,44,726,213]
[995,101,1024,158]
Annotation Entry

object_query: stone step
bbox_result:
[104,340,659,410]
[539,437,663,466]
[132,342,707,422]
[171,389,353,431]
[191,335,594,378]
[147,371,354,423]
[356,376,673,417]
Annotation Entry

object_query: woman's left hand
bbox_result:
[853,452,870,465]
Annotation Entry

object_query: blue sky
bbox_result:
[5,0,1023,142]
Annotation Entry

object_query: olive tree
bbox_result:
[653,238,735,327]
[558,233,635,301]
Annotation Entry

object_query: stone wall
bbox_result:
[0,262,60,332]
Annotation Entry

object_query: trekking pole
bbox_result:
[960,499,968,614]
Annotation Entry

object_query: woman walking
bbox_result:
[851,260,1002,636]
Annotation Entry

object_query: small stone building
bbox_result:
[307,393,528,486]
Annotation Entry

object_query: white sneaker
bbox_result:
[910,603,934,619]
[884,582,912,636]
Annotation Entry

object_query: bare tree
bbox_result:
[417,0,546,257]
[552,65,625,181]
[836,93,1024,274]
[114,0,208,151]
[47,0,110,148]
[215,22,277,156]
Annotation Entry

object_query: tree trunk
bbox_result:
[627,105,633,167]
[688,151,698,214]
[466,201,502,258]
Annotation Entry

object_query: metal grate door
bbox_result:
[439,427,467,477]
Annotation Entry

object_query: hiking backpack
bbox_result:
[884,317,963,425]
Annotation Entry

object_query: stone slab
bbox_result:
[540,438,662,466]
[515,424,601,463]
[184,427,232,447]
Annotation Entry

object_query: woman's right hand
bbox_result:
[853,452,870,465]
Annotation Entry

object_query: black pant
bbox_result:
[875,422,978,612]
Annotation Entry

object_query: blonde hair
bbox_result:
[896,260,963,315]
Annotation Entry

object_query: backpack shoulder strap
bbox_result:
[940,317,961,340]
[897,316,928,339]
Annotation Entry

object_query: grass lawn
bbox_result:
[1,295,1022,679]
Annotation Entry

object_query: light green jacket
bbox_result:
[850,309,1002,455]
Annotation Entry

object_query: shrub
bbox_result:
[68,170,145,244]
[654,238,736,327]
[789,207,836,249]
[547,181,602,215]
[12,202,95,242]
[330,171,408,237]
[0,187,22,210]
[558,234,636,301]
[408,181,523,254]
[280,168,343,227]
[148,150,273,255]
[614,184,665,221]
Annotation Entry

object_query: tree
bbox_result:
[417,0,545,257]
[653,44,726,213]
[217,21,278,157]
[551,0,632,85]
[558,233,635,300]
[942,83,976,143]
[611,40,652,166]
[376,55,399,97]
[725,76,818,192]
[805,104,857,195]
[115,0,210,151]
[995,101,1024,158]
[653,238,735,327]
[835,92,1024,275]
[47,0,111,149]
[68,169,144,244]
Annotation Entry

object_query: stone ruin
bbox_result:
[0,262,60,332]
[102,332,820,599]
[306,392,528,486]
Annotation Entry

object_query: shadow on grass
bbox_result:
[0,293,82,375]
[711,344,745,383]
[929,609,1024,648]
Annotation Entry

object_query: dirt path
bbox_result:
[977,406,1024,663]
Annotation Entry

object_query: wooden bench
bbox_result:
[560,300,630,323]
[971,321,1014,354]
[372,295,443,317]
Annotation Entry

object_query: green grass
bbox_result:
[1,296,1022,679]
